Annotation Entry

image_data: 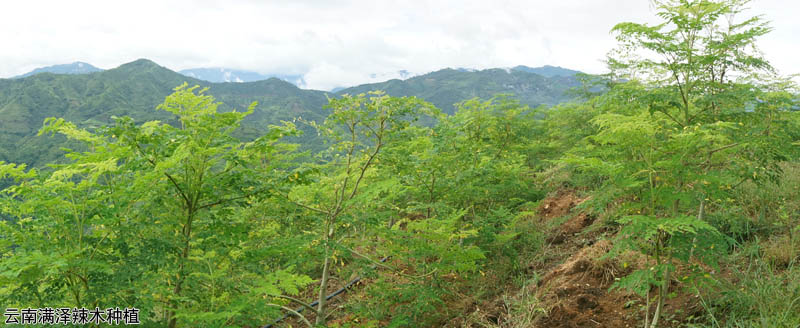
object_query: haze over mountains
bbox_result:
[0,59,583,168]
[178,67,308,87]
[12,61,580,90]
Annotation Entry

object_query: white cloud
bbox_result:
[0,0,796,90]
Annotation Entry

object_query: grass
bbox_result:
[689,163,800,327]
[692,240,800,328]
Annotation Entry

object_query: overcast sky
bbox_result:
[1,0,797,90]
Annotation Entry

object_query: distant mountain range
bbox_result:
[13,62,103,78]
[178,68,307,87]
[512,65,581,77]
[11,62,580,91]
[0,59,585,168]
[340,67,580,114]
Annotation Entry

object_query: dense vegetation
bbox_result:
[0,60,579,170]
[1,1,799,327]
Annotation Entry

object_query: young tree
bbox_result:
[110,84,312,327]
[358,96,541,325]
[283,91,433,325]
[565,1,799,327]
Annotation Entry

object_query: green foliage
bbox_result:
[1,3,798,327]
[332,95,551,326]
[0,60,582,170]
[558,1,800,327]
[282,91,439,325]
[608,214,728,300]
[0,84,555,326]
[351,209,486,327]
[692,243,800,327]
[0,84,312,327]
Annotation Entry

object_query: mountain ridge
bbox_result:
[12,61,103,78]
[512,65,580,77]
[178,67,307,87]
[1,59,583,167]
[336,67,581,114]
[12,61,583,91]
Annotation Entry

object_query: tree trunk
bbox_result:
[649,264,670,328]
[168,209,194,328]
[316,242,332,326]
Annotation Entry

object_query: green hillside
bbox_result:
[0,60,579,168]
[336,67,579,114]
[0,59,330,167]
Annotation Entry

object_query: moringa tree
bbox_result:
[566,1,799,327]
[282,91,433,325]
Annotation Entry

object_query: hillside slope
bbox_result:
[337,68,579,114]
[0,59,580,167]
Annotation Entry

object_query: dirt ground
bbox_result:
[527,190,704,328]
[268,190,709,328]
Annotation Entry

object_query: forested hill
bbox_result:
[0,59,330,167]
[337,67,580,114]
[0,59,580,167]
[12,61,103,78]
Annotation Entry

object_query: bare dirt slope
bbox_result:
[527,190,702,328]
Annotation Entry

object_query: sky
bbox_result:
[0,0,797,90]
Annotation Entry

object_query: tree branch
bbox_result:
[275,190,331,215]
[197,192,258,210]
[657,108,685,128]
[132,141,192,207]
[265,304,313,328]
[346,118,386,203]
[707,143,740,156]
[267,295,318,315]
